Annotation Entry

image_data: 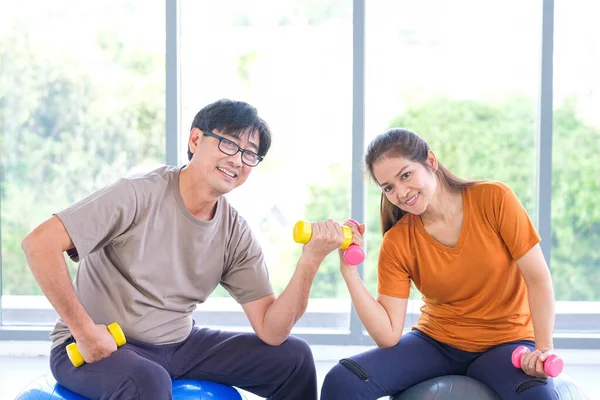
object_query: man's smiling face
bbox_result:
[188,127,260,196]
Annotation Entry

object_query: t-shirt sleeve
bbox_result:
[54,178,138,261]
[377,233,411,298]
[221,221,273,304]
[495,185,541,260]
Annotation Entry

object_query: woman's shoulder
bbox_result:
[382,213,415,246]
[467,180,512,199]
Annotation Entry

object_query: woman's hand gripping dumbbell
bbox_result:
[293,219,365,265]
[511,345,563,377]
[67,322,127,367]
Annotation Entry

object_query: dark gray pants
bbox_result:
[321,330,557,400]
[50,326,317,400]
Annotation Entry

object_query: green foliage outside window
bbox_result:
[2,24,598,302]
[303,96,600,301]
[0,28,165,294]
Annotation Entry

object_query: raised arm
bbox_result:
[242,220,344,346]
[341,264,408,348]
[338,222,409,347]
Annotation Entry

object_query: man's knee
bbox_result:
[283,336,312,356]
[117,360,172,400]
[279,336,315,371]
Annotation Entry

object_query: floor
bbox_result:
[1,345,599,399]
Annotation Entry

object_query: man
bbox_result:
[22,99,347,399]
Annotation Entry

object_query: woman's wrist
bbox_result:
[340,264,360,280]
[535,342,554,352]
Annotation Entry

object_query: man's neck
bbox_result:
[179,165,219,221]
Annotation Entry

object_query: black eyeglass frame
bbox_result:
[201,130,264,167]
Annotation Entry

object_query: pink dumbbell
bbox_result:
[511,346,563,377]
[343,220,365,265]
[293,219,365,265]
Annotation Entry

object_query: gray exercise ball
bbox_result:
[390,374,590,400]
[390,375,500,400]
[554,374,591,400]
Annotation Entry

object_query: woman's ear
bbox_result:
[427,150,439,172]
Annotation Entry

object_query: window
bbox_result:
[552,0,600,302]
[180,0,354,332]
[1,0,165,325]
[364,0,541,303]
[1,0,597,347]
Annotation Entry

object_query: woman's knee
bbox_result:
[321,362,378,400]
[511,378,558,400]
[322,362,352,392]
[480,376,558,400]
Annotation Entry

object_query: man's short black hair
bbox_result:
[188,99,272,161]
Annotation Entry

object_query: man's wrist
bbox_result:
[298,251,325,268]
[70,318,97,341]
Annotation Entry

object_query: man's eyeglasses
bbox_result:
[202,130,263,167]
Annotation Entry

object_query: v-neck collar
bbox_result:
[414,187,470,254]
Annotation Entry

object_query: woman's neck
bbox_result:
[421,178,463,225]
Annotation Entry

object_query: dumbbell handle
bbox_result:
[66,322,127,367]
[293,220,365,265]
[511,345,563,377]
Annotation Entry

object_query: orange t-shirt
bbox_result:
[377,181,540,352]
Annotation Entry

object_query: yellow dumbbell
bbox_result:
[293,220,365,265]
[293,221,354,248]
[66,322,126,367]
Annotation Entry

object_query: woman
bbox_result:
[321,128,558,399]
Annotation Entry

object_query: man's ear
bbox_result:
[189,128,202,154]
[427,150,439,172]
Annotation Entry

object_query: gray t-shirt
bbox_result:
[50,165,273,349]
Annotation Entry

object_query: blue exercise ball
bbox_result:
[15,374,87,400]
[16,373,245,400]
[172,380,244,400]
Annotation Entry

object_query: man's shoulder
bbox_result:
[219,197,250,231]
[125,164,177,183]
[124,164,178,192]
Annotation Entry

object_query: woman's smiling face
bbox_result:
[372,152,438,216]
